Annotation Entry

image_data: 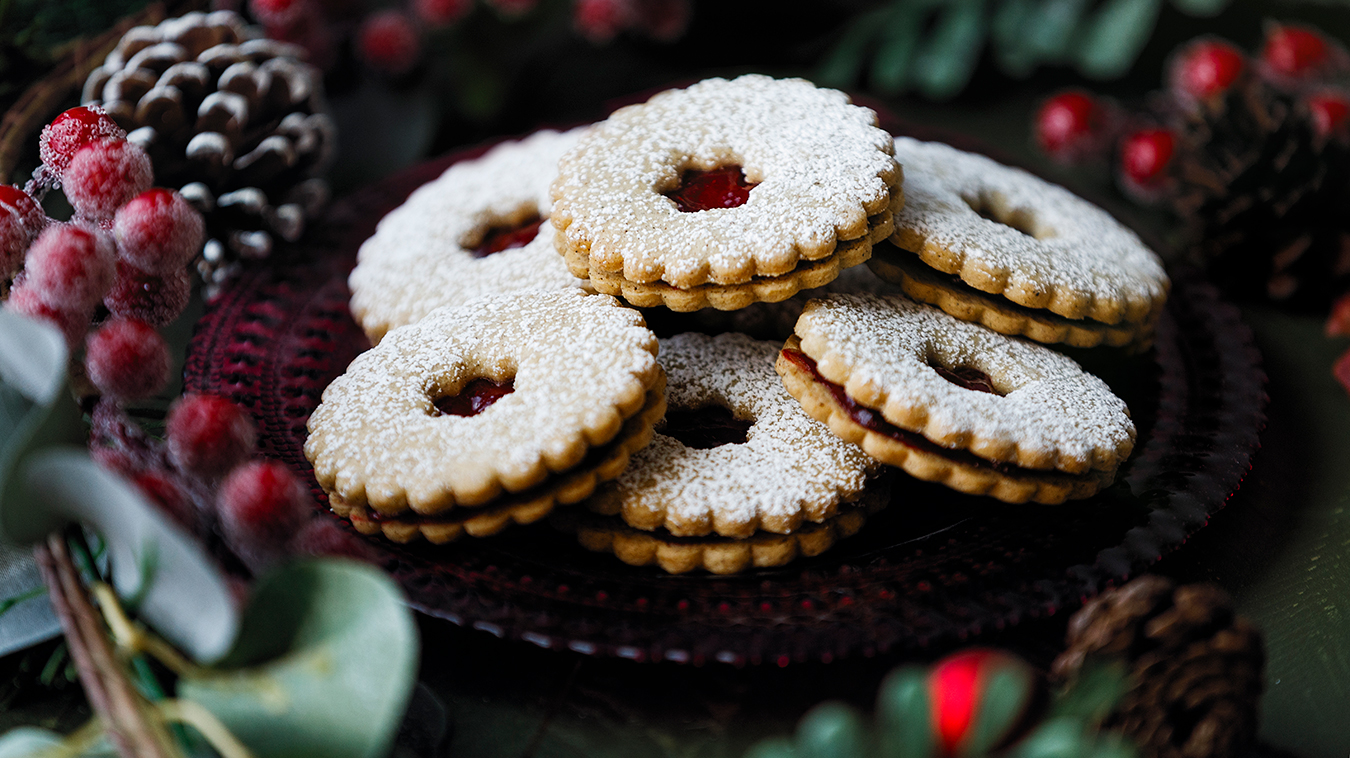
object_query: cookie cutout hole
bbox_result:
[432,377,515,417]
[963,193,1053,240]
[472,215,543,257]
[927,360,1004,396]
[662,404,753,449]
[665,166,758,213]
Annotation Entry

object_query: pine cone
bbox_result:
[1165,76,1350,308]
[81,10,335,297]
[1051,576,1265,758]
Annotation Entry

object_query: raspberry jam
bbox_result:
[931,365,1003,396]
[780,349,1030,476]
[665,166,757,212]
[434,378,514,417]
[473,217,543,257]
[662,405,752,449]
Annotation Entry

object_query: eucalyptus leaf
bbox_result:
[990,0,1039,77]
[0,310,84,544]
[179,560,419,758]
[1047,659,1131,725]
[744,736,797,758]
[912,0,989,101]
[1075,0,1162,80]
[20,450,239,663]
[1025,0,1090,62]
[1169,0,1228,17]
[875,667,931,758]
[817,8,888,89]
[796,702,868,758]
[0,727,115,758]
[870,4,925,96]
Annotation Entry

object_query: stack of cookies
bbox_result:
[307,75,1168,574]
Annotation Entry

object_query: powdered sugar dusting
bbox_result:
[349,128,589,343]
[550,75,901,288]
[596,332,877,537]
[305,289,659,515]
[891,137,1168,325]
[795,293,1135,473]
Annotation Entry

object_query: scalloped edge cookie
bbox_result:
[326,383,666,543]
[550,74,902,290]
[557,480,890,574]
[888,136,1168,328]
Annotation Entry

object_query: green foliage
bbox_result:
[179,559,419,758]
[819,0,1233,99]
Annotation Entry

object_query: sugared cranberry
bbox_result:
[289,518,375,561]
[1170,39,1245,101]
[23,224,116,311]
[5,284,88,350]
[104,261,191,327]
[0,186,44,275]
[574,0,635,43]
[166,394,257,479]
[1308,91,1350,139]
[39,106,125,180]
[414,0,472,26]
[1263,23,1332,79]
[1034,90,1107,163]
[665,166,757,212]
[358,10,421,75]
[85,319,170,401]
[1120,128,1176,188]
[63,139,153,220]
[132,470,195,530]
[218,460,311,571]
[249,0,312,30]
[114,189,205,275]
[634,0,690,41]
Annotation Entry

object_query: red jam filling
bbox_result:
[662,405,752,449]
[781,349,1042,477]
[665,166,757,212]
[473,217,543,257]
[433,378,514,417]
[931,364,1003,396]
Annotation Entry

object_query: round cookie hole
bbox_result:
[664,166,758,213]
[472,215,543,258]
[927,360,1004,396]
[661,403,753,449]
[432,377,516,417]
[962,191,1054,241]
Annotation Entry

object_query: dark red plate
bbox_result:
[184,134,1266,667]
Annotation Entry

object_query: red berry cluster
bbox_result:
[1034,22,1350,201]
[5,106,206,408]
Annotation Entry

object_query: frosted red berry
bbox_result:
[0,185,44,275]
[85,318,170,401]
[104,261,191,327]
[1263,24,1331,79]
[218,459,310,570]
[1170,39,1245,101]
[574,0,634,43]
[63,139,153,220]
[358,10,421,75]
[634,0,689,41]
[114,189,205,275]
[1308,91,1350,139]
[1035,90,1106,163]
[1120,128,1176,187]
[23,224,116,311]
[166,394,257,479]
[249,0,312,30]
[6,283,89,350]
[414,0,472,26]
[289,518,375,561]
[132,470,195,530]
[39,106,126,180]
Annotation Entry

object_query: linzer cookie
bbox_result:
[557,480,890,575]
[550,75,902,311]
[304,289,665,543]
[587,332,879,538]
[348,128,588,345]
[877,137,1168,348]
[777,293,1135,504]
